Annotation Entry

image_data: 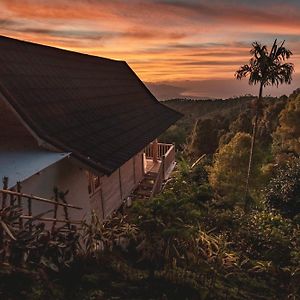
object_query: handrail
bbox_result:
[164,143,174,158]
[150,155,165,198]
[146,142,176,197]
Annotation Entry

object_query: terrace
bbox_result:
[132,141,176,200]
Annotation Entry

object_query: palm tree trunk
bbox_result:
[244,82,263,210]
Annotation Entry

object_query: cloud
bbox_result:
[7,26,110,40]
[0,18,22,27]
[154,0,300,32]
[0,0,299,96]
[175,60,246,66]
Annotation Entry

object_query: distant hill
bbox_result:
[162,96,255,124]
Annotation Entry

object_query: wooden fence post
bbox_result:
[17,182,23,229]
[28,196,32,232]
[9,187,15,206]
[162,155,165,181]
[52,188,59,232]
[2,177,8,208]
[152,139,158,163]
[60,191,71,229]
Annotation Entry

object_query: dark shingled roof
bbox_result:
[0,35,182,175]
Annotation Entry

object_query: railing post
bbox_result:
[153,139,158,163]
[52,188,59,232]
[2,177,8,208]
[17,182,23,229]
[162,155,165,180]
[28,196,32,232]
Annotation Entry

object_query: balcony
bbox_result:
[144,141,176,179]
[130,141,176,199]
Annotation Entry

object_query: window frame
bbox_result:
[86,171,102,195]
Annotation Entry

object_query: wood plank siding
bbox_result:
[93,151,144,220]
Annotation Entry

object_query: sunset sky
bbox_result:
[1,0,300,99]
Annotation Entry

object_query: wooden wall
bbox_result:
[97,151,144,219]
[120,158,135,198]
[101,169,122,217]
[135,151,144,184]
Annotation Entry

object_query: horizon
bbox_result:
[1,0,299,99]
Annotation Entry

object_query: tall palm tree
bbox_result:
[235,39,294,209]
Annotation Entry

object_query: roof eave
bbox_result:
[0,83,113,175]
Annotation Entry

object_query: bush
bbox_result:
[209,132,265,207]
[265,156,300,218]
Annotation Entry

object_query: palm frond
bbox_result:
[235,39,294,87]
[235,64,252,80]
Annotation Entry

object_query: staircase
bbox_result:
[131,171,157,200]
[130,142,176,202]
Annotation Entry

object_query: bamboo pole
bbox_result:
[52,188,59,232]
[60,192,71,229]
[0,189,82,210]
[20,215,82,225]
[17,182,23,229]
[28,196,32,232]
[2,177,8,208]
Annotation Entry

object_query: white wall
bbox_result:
[21,157,90,222]
[19,151,146,223]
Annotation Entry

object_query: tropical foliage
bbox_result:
[273,93,300,154]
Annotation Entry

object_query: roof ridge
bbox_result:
[0,35,123,64]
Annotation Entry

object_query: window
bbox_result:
[86,171,101,195]
[94,175,100,190]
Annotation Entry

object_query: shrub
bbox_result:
[265,156,300,218]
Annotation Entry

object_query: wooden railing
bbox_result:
[145,142,175,181]
[148,143,176,198]
[150,156,165,198]
[144,142,174,160]
[163,144,175,180]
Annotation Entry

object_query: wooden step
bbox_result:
[145,172,157,179]
[132,195,147,201]
[139,181,153,189]
[135,189,152,197]
[143,178,155,185]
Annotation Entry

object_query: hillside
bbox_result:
[162,96,254,123]
[159,95,288,152]
[159,96,255,150]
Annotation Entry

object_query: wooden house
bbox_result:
[0,36,181,222]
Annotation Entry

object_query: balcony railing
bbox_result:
[144,142,174,161]
[144,142,176,197]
